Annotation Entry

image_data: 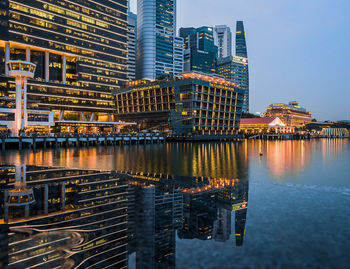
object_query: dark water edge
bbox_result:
[1,139,350,268]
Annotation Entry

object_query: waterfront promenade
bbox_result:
[0,134,165,151]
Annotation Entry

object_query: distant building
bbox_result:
[235,21,248,58]
[179,26,218,74]
[264,102,312,127]
[214,25,232,58]
[217,56,249,112]
[115,72,244,134]
[136,0,183,79]
[239,117,295,134]
[127,11,137,80]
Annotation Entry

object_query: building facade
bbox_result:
[136,0,183,80]
[217,55,249,112]
[239,117,295,134]
[115,72,244,134]
[127,11,137,80]
[264,101,312,127]
[214,25,232,58]
[0,0,128,133]
[179,26,218,74]
[235,21,248,58]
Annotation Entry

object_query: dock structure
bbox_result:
[166,134,243,142]
[0,134,165,151]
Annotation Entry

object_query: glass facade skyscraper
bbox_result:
[216,56,249,112]
[0,0,128,133]
[214,25,232,58]
[136,0,183,80]
[179,26,218,74]
[235,21,248,58]
[127,11,137,80]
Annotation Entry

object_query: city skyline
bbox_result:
[130,0,350,121]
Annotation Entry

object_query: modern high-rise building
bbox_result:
[217,56,249,112]
[127,11,137,80]
[235,21,248,58]
[0,0,129,133]
[179,26,218,74]
[136,0,183,80]
[214,25,232,58]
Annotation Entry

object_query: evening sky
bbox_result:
[130,0,350,121]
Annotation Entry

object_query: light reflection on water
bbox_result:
[1,139,350,268]
[1,139,349,186]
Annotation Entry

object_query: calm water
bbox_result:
[1,139,350,268]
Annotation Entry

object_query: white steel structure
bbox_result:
[6,60,36,136]
[214,25,232,58]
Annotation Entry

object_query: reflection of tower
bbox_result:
[4,164,35,222]
[135,185,182,269]
[6,61,36,136]
[213,208,231,242]
[235,207,247,246]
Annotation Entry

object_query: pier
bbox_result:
[0,134,165,151]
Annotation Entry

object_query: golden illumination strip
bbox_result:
[2,40,77,57]
[28,92,114,102]
[79,63,127,74]
[79,72,127,79]
[20,0,127,29]
[37,103,115,111]
[79,80,127,86]
[8,30,128,60]
[9,11,128,46]
[65,0,128,19]
[27,82,113,95]
[9,3,128,38]
[9,19,127,53]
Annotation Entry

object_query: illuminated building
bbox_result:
[264,101,312,127]
[239,117,295,134]
[217,55,249,112]
[136,0,184,80]
[115,72,244,134]
[0,0,129,133]
[127,11,137,81]
[214,25,232,58]
[179,26,218,74]
[0,165,129,268]
[235,21,248,58]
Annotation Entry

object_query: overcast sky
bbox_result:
[129,0,350,121]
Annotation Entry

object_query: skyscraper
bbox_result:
[0,0,128,133]
[179,26,218,74]
[214,25,232,58]
[235,21,248,58]
[136,0,183,80]
[216,56,249,112]
[127,11,137,80]
[235,21,249,112]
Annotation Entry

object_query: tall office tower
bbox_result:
[127,11,137,80]
[214,25,232,58]
[179,26,218,74]
[217,56,249,112]
[235,21,248,58]
[136,0,183,80]
[0,0,128,133]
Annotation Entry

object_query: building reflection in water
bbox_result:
[1,165,249,268]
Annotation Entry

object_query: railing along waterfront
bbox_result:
[0,133,165,151]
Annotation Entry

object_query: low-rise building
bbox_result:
[115,72,244,135]
[264,101,312,127]
[239,117,295,134]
